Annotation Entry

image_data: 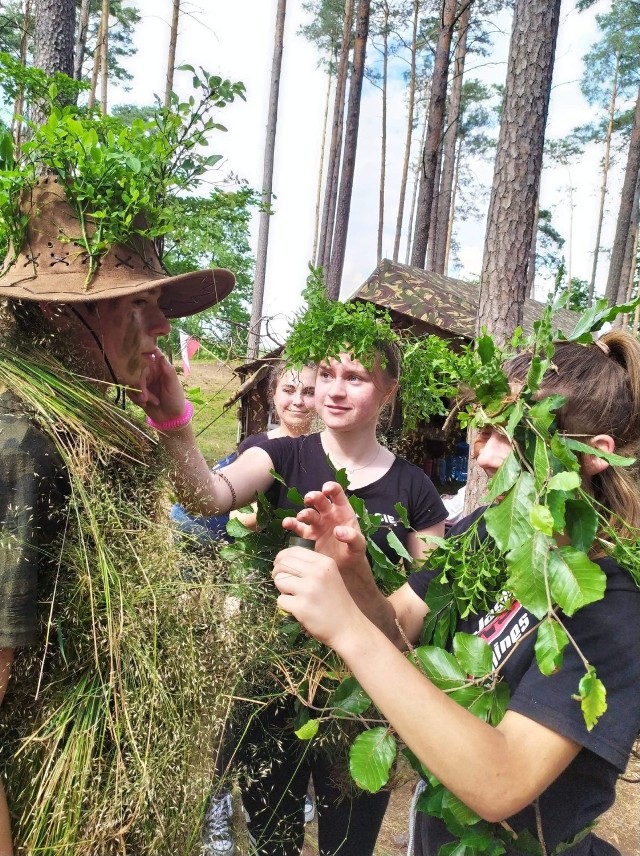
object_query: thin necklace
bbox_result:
[341,443,382,475]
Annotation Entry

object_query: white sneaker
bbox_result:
[304,791,316,824]
[202,791,235,856]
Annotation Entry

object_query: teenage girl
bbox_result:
[139,341,447,855]
[271,331,640,856]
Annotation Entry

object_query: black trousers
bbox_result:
[238,700,390,856]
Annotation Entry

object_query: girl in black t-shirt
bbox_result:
[141,341,447,855]
[270,331,640,856]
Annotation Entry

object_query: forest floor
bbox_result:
[190,361,640,856]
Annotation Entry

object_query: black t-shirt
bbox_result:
[237,432,269,455]
[261,433,446,562]
[408,510,640,855]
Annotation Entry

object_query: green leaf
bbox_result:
[286,486,305,507]
[349,728,397,792]
[295,718,319,741]
[225,517,252,539]
[546,490,566,533]
[486,451,521,502]
[413,646,467,690]
[506,531,552,619]
[386,529,413,562]
[565,439,635,467]
[534,617,568,676]
[550,434,579,470]
[329,676,371,715]
[441,789,481,827]
[452,633,493,678]
[530,504,554,536]
[577,666,607,730]
[527,394,565,434]
[568,297,640,339]
[548,547,606,616]
[485,472,536,553]
[547,471,580,492]
[564,499,598,553]
[533,436,550,488]
[394,501,411,529]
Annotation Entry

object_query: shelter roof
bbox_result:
[346,259,579,339]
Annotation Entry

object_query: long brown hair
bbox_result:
[507,330,640,535]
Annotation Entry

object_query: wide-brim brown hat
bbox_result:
[0,178,235,319]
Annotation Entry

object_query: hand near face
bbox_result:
[128,347,186,421]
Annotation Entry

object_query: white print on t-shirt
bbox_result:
[476,592,531,669]
[379,514,397,525]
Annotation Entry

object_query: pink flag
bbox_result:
[179,330,201,377]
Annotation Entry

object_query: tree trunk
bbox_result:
[476,0,561,345]
[312,61,335,265]
[588,57,618,306]
[410,0,458,269]
[605,83,640,308]
[32,0,75,124]
[615,169,640,327]
[164,0,181,108]
[73,0,91,80]
[247,0,287,359]
[426,144,443,271]
[12,0,31,153]
[99,0,109,114]
[392,0,419,262]
[405,100,429,265]
[87,4,105,109]
[325,0,371,300]
[377,1,389,262]
[525,198,540,299]
[318,0,354,270]
[444,137,461,272]
[433,0,471,274]
[467,0,562,517]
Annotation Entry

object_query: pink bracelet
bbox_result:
[146,400,194,432]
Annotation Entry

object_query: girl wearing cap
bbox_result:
[140,338,447,856]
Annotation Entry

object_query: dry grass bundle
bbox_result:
[0,350,252,854]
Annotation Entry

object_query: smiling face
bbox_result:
[272,366,317,435]
[472,425,513,479]
[77,288,171,389]
[315,353,395,433]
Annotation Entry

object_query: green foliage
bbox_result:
[285,268,471,428]
[285,267,398,371]
[163,187,258,358]
[0,66,245,282]
[0,51,87,111]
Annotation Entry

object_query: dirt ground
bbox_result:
[190,363,640,855]
[298,747,639,856]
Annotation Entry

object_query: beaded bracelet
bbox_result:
[214,469,237,508]
[146,400,194,432]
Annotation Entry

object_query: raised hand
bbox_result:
[281,482,377,602]
[129,348,186,421]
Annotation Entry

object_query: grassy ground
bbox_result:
[182,359,240,464]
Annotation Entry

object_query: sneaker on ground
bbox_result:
[202,791,235,856]
[304,791,316,824]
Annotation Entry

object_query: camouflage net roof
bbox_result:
[348,259,579,339]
